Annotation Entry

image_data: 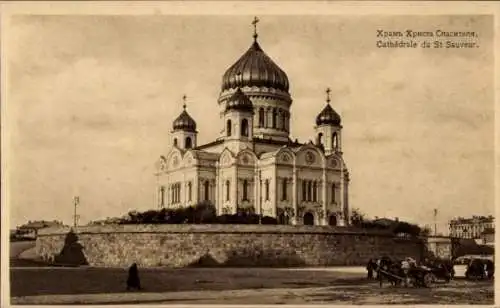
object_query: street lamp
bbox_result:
[259,170,262,224]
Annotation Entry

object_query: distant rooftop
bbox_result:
[17,220,66,229]
[449,215,494,225]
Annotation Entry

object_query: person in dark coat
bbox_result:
[377,258,384,287]
[126,263,142,291]
[486,260,495,280]
[366,259,374,279]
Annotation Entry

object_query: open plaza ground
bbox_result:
[10,265,494,305]
[9,241,494,305]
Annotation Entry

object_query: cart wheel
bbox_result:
[423,273,436,288]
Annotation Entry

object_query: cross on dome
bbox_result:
[316,87,341,126]
[252,16,260,41]
[182,94,187,109]
[172,94,196,132]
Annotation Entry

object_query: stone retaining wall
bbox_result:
[36,224,424,267]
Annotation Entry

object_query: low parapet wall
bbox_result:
[36,224,424,268]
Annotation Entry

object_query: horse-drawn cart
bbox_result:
[378,266,439,288]
[376,257,452,288]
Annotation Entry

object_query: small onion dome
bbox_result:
[225,88,254,113]
[173,106,197,132]
[316,103,341,126]
[221,41,289,92]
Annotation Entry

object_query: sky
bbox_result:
[5,14,494,232]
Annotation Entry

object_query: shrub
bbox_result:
[117,205,279,225]
[391,221,421,237]
[194,203,217,223]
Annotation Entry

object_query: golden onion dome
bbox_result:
[316,88,341,126]
[316,104,341,126]
[221,40,289,92]
[225,88,254,113]
[173,104,196,132]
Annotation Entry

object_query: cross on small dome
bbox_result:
[252,16,260,41]
[173,94,196,132]
[316,87,341,126]
[182,94,187,109]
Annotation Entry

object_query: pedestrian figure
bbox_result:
[486,260,494,280]
[374,258,380,279]
[377,259,384,287]
[401,258,411,287]
[366,259,374,280]
[126,263,142,291]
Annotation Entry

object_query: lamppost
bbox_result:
[73,196,80,230]
[259,170,262,224]
[433,208,438,236]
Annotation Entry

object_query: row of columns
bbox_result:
[256,107,290,132]
[159,172,347,225]
[160,178,217,207]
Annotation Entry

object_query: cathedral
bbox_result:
[155,18,351,226]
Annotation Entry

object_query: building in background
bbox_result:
[480,228,494,247]
[154,18,351,226]
[449,215,494,239]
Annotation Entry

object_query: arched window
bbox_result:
[173,138,178,147]
[265,179,270,201]
[329,214,337,226]
[172,183,178,203]
[282,179,287,201]
[243,179,249,201]
[188,182,192,202]
[313,182,317,202]
[317,133,323,145]
[258,108,265,127]
[185,136,192,149]
[160,186,165,207]
[307,181,312,201]
[333,132,338,150]
[227,120,232,136]
[204,180,210,201]
[280,111,286,130]
[331,183,336,203]
[272,108,277,128]
[278,212,286,225]
[241,119,249,137]
[303,212,314,226]
[226,180,230,201]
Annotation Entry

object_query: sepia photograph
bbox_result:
[2,1,498,306]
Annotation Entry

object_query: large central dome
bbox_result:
[221,40,290,92]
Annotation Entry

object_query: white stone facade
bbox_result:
[155,22,351,226]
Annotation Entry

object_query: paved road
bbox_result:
[10,266,493,305]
